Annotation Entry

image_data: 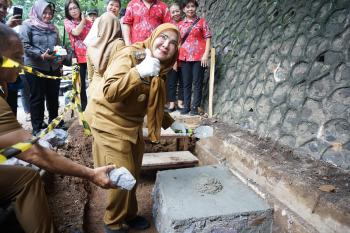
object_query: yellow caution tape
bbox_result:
[0,138,40,162]
[71,65,91,135]
[0,59,92,163]
[0,56,71,80]
[0,102,73,161]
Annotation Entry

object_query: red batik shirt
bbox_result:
[178,17,212,62]
[123,0,171,43]
[64,19,92,64]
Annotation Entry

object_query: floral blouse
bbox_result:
[123,0,171,43]
[178,17,212,62]
[64,19,92,64]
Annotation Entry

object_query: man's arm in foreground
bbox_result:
[0,128,115,189]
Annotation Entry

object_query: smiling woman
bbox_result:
[19,0,64,136]
[84,23,180,233]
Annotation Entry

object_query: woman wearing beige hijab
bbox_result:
[86,11,123,97]
[84,23,180,233]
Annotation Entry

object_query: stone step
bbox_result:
[153,165,273,233]
[142,151,198,170]
[194,122,350,233]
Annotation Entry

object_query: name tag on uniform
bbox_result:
[137,94,146,102]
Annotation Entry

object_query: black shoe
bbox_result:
[57,121,68,131]
[41,122,48,129]
[165,107,176,113]
[32,129,41,136]
[125,216,150,230]
[190,109,198,116]
[180,108,190,115]
[177,106,184,111]
[104,225,127,233]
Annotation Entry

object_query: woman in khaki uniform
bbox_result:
[86,11,123,98]
[0,23,116,233]
[85,23,180,233]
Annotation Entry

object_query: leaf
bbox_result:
[319,184,336,192]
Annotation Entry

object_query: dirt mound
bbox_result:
[46,120,92,233]
[46,119,158,233]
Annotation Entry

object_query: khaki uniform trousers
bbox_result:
[0,165,56,233]
[91,128,144,230]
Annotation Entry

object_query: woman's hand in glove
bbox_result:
[135,49,160,78]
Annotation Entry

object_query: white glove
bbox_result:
[135,48,160,78]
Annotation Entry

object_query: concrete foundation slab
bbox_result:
[153,165,273,233]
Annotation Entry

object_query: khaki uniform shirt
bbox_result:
[0,95,21,136]
[85,46,173,144]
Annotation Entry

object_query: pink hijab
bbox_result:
[26,0,56,32]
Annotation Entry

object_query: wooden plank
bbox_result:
[142,151,198,170]
[209,48,216,118]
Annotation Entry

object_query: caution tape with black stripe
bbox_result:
[0,55,71,80]
[0,56,92,163]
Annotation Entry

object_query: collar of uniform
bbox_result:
[141,76,152,85]
[140,0,158,5]
[184,16,199,23]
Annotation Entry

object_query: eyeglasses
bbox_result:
[158,33,178,47]
[68,6,79,11]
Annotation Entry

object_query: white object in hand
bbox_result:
[53,45,67,56]
[135,48,160,78]
[108,167,136,190]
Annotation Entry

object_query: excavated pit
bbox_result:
[8,114,348,233]
[44,118,196,233]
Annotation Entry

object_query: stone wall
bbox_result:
[198,0,350,169]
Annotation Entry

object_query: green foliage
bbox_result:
[11,0,176,41]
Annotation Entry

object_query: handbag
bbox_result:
[181,17,200,44]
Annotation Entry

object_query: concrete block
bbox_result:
[153,165,273,233]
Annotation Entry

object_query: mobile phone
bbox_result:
[48,49,55,55]
[13,7,23,19]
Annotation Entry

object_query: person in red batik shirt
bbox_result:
[122,0,171,45]
[178,0,212,115]
[64,0,92,111]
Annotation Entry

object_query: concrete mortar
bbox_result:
[153,165,273,233]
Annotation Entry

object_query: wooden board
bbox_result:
[209,48,216,118]
[142,151,198,170]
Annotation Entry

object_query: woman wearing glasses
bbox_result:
[19,0,64,136]
[85,23,180,233]
[64,0,92,111]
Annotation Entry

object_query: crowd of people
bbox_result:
[0,0,212,232]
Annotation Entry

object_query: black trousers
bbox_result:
[79,63,87,111]
[26,69,61,132]
[166,69,183,102]
[181,61,204,110]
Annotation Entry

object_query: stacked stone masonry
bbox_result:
[199,0,350,169]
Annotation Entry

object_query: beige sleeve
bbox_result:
[0,96,21,136]
[102,51,143,103]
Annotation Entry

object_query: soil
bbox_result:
[85,171,158,233]
[9,98,199,233]
[45,119,160,233]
